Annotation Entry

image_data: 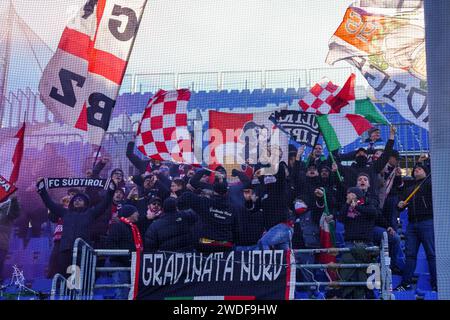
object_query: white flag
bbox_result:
[39,0,147,144]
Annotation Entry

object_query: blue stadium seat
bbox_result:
[393,290,417,300]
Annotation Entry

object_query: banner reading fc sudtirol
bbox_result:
[132,250,296,300]
[326,0,428,130]
[39,0,147,145]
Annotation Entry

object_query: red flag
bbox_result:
[9,122,25,185]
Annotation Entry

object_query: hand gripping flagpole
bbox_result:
[403,173,431,205]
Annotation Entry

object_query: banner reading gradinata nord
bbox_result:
[132,250,296,300]
[326,1,428,130]
[39,0,147,144]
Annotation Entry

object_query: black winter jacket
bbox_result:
[39,188,114,251]
[144,210,198,252]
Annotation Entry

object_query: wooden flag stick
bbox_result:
[404,174,431,205]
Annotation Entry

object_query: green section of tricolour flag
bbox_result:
[355,99,390,125]
[316,115,341,152]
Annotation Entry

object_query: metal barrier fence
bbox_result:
[51,238,131,300]
[121,67,353,94]
[51,233,392,300]
[293,232,392,300]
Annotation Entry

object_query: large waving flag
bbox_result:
[317,114,373,152]
[301,74,389,125]
[326,1,428,129]
[39,0,147,144]
[0,123,25,201]
[135,89,198,164]
[208,110,288,176]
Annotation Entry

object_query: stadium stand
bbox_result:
[0,88,433,300]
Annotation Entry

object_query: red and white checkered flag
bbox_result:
[299,73,355,115]
[135,89,197,164]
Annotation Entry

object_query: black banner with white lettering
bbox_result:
[270,110,320,147]
[39,177,111,190]
[133,250,296,300]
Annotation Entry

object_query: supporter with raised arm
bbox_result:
[256,161,294,250]
[36,177,116,276]
[338,125,397,196]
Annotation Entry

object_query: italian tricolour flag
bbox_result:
[317,114,373,152]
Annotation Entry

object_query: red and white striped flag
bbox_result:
[135,89,198,164]
[39,0,147,145]
[299,73,355,115]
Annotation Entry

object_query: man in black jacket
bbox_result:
[256,161,294,250]
[177,179,237,253]
[145,197,197,252]
[337,180,380,246]
[395,162,436,291]
[36,177,116,277]
[105,204,141,300]
[232,177,265,251]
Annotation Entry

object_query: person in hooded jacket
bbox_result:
[144,197,198,252]
[36,177,116,277]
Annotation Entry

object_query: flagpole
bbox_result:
[403,173,431,205]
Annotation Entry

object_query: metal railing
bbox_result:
[120,67,353,94]
[292,232,393,300]
[51,238,131,300]
[51,232,393,300]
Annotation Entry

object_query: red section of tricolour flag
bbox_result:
[347,113,372,135]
